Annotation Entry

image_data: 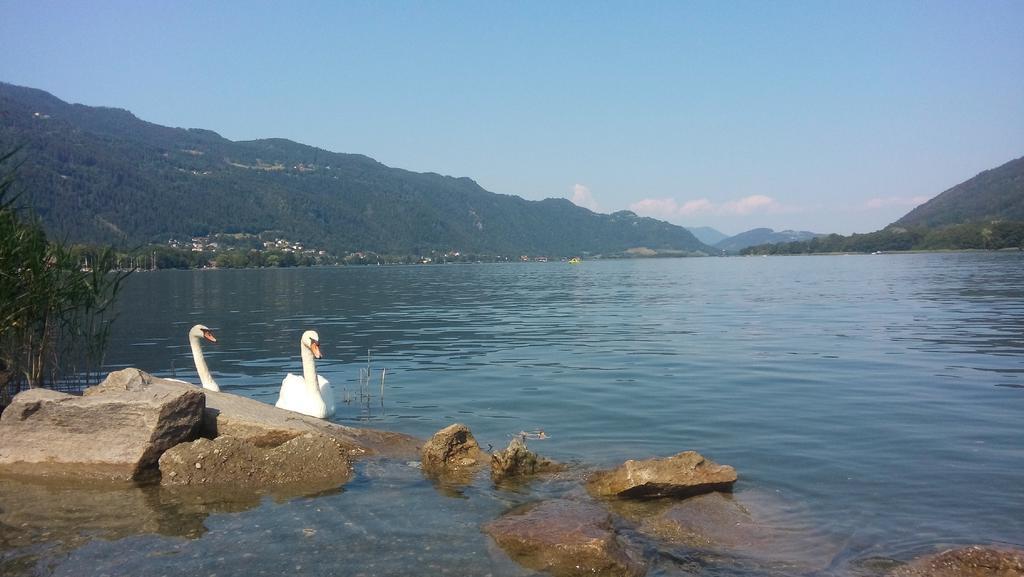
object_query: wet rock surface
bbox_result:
[89,368,420,458]
[420,423,486,482]
[587,450,737,499]
[888,546,1024,577]
[483,498,646,577]
[0,381,204,481]
[159,432,354,489]
[490,436,564,484]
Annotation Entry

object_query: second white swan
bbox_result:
[276,330,334,419]
[188,324,220,391]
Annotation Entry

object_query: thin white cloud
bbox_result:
[570,184,601,212]
[630,197,684,218]
[680,198,715,215]
[720,194,778,215]
[863,196,930,210]
[630,194,785,219]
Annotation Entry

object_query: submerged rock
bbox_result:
[89,368,419,458]
[639,491,840,572]
[159,433,353,489]
[587,450,736,499]
[483,499,645,577]
[490,436,564,484]
[888,546,1024,577]
[420,423,486,481]
[0,382,204,481]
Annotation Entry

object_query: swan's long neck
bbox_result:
[190,335,218,389]
[300,343,320,395]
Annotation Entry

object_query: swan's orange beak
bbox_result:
[310,339,322,359]
[202,329,217,343]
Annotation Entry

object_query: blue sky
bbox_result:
[2,1,1021,235]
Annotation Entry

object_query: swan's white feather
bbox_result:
[276,373,334,418]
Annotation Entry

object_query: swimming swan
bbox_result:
[276,330,334,419]
[188,324,220,391]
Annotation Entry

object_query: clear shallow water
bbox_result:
[4,253,1023,576]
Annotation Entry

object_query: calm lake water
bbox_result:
[3,253,1023,576]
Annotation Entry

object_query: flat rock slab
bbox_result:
[483,499,645,577]
[89,369,420,458]
[587,450,737,499]
[889,546,1024,577]
[159,433,353,490]
[420,423,486,483]
[0,383,204,482]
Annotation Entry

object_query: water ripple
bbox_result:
[91,253,1024,574]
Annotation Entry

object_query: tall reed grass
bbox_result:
[0,150,130,405]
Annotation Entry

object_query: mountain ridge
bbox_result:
[684,226,729,245]
[0,81,714,257]
[715,228,822,252]
[739,155,1024,254]
[895,155,1024,228]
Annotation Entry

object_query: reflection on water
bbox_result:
[2,253,1023,575]
[37,461,541,577]
[0,474,360,575]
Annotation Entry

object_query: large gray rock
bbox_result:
[89,369,419,458]
[420,423,486,481]
[490,436,564,484]
[483,499,645,577]
[587,450,737,499]
[0,382,204,481]
[159,433,353,490]
[888,546,1024,577]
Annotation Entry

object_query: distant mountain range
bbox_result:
[0,82,714,258]
[714,228,821,252]
[684,226,729,246]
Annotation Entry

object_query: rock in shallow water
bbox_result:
[0,382,204,481]
[159,433,354,489]
[483,499,646,577]
[420,423,486,482]
[90,368,419,458]
[888,546,1024,577]
[639,491,840,573]
[586,450,737,499]
[490,436,564,484]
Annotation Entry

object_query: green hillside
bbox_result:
[741,156,1024,255]
[0,82,713,258]
[895,156,1024,228]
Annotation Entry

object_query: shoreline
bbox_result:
[1,369,1021,577]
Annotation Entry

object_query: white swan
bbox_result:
[188,324,220,391]
[276,330,334,419]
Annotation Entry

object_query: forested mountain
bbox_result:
[742,156,1024,255]
[0,82,713,257]
[715,228,821,252]
[895,156,1024,228]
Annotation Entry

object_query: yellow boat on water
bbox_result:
[568,257,581,264]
